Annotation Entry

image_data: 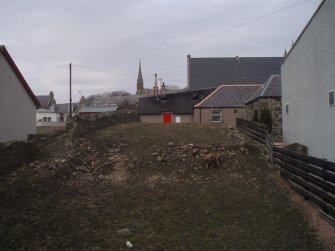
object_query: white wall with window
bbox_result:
[36,111,61,123]
[281,0,335,162]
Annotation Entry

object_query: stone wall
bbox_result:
[246,97,282,139]
[0,141,36,176]
[72,112,140,136]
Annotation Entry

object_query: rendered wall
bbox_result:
[140,114,194,123]
[0,54,36,142]
[281,0,335,162]
[194,108,245,128]
[36,111,60,122]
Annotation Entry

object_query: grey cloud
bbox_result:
[0,0,322,103]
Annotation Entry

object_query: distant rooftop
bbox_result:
[188,56,282,90]
[36,95,50,109]
[246,75,281,104]
[79,106,118,113]
[195,85,261,108]
[139,88,216,115]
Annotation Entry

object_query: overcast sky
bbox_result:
[1,0,321,103]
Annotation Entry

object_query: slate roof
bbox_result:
[188,56,283,90]
[138,88,216,115]
[195,85,261,108]
[36,95,50,109]
[246,75,281,104]
[79,106,118,113]
[0,45,40,108]
[55,103,69,114]
[91,95,139,106]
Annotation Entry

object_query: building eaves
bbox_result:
[282,0,326,65]
[0,45,40,108]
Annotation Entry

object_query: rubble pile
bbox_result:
[2,122,263,190]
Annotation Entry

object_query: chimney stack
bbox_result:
[187,55,191,89]
[153,73,159,95]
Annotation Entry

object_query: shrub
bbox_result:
[252,110,259,122]
[259,108,272,133]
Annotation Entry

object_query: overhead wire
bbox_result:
[108,0,311,66]
[0,22,60,62]
[26,65,68,74]
[1,0,311,88]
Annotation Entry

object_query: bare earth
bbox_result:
[0,123,331,250]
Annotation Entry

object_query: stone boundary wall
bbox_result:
[72,112,140,136]
[246,97,282,139]
[0,141,36,176]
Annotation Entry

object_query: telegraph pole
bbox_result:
[69,63,72,118]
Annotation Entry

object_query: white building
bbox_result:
[0,45,40,142]
[281,0,335,162]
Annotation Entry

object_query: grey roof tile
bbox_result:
[195,85,261,108]
[247,75,281,104]
[79,106,118,113]
[92,95,139,106]
[138,88,215,115]
[36,95,49,109]
[189,57,282,90]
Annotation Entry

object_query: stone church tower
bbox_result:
[136,61,145,95]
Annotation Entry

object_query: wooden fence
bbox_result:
[236,118,335,226]
[236,118,273,162]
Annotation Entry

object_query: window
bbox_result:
[212,110,222,122]
[329,91,334,106]
[43,117,51,122]
[285,104,289,114]
[234,109,237,114]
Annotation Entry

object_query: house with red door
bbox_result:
[139,54,283,125]
[138,85,260,127]
[138,88,215,124]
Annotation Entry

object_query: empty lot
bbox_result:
[0,123,325,250]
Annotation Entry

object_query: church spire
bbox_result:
[136,60,144,95]
[138,60,143,81]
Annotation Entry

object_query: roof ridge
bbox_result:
[194,86,224,108]
[260,76,273,97]
[194,84,262,108]
[218,84,262,87]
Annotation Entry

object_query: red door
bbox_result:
[163,112,172,124]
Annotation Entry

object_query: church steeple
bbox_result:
[136,60,144,95]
